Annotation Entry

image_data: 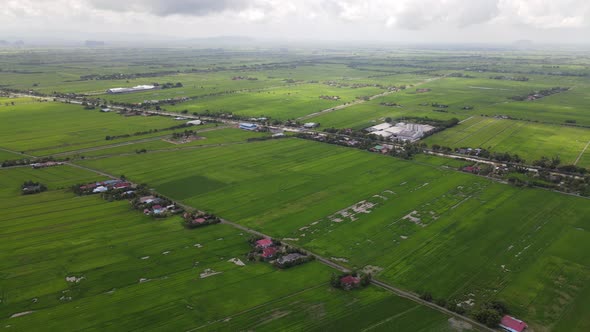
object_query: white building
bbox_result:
[366,122,435,142]
[107,85,157,94]
[366,123,392,132]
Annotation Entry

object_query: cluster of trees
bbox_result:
[432,145,525,164]
[532,156,561,169]
[329,272,371,290]
[489,75,529,81]
[171,130,196,140]
[106,123,191,141]
[448,72,475,78]
[418,291,508,326]
[508,167,590,196]
[379,102,401,107]
[21,180,47,195]
[159,82,183,89]
[509,86,569,101]
[80,71,179,81]
[187,110,303,128]
[474,301,509,328]
[231,76,258,80]
[464,66,588,78]
[2,156,59,168]
[418,292,466,315]
[181,211,221,229]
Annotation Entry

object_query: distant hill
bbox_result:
[85,40,105,47]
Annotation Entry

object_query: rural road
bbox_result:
[574,139,590,165]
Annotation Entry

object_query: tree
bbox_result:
[474,309,501,327]
[550,156,561,168]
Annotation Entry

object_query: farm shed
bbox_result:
[239,123,258,131]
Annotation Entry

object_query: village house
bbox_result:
[256,238,273,248]
[462,166,480,174]
[340,275,361,288]
[139,195,156,204]
[500,315,528,332]
[262,247,278,259]
[93,186,108,193]
[276,253,304,265]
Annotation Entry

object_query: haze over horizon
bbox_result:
[1,0,590,46]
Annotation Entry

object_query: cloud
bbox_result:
[87,0,253,17]
[498,0,590,29]
[1,0,590,43]
[384,0,500,30]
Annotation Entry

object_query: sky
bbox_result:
[1,0,589,45]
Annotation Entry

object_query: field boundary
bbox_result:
[574,140,590,165]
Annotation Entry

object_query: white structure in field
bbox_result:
[186,120,202,126]
[107,85,157,94]
[366,122,435,142]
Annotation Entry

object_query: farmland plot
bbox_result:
[423,116,590,166]
[0,165,465,331]
[0,101,180,156]
[78,138,590,331]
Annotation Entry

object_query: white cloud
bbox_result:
[0,0,589,43]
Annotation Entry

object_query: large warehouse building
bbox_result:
[106,85,157,94]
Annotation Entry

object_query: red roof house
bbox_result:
[113,182,130,189]
[193,218,206,224]
[256,238,273,248]
[462,166,480,173]
[340,275,361,287]
[262,247,278,258]
[500,315,528,332]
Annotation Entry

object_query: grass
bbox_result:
[0,101,180,156]
[0,166,463,331]
[77,138,590,331]
[165,84,385,120]
[65,128,268,159]
[423,116,590,167]
[3,47,590,331]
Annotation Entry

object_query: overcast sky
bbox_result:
[1,0,589,44]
